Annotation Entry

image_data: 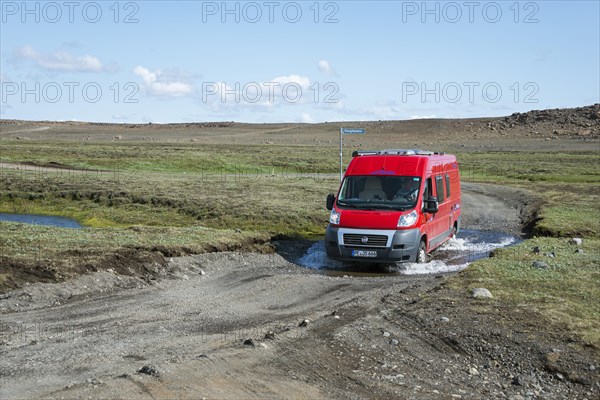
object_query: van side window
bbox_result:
[423,178,433,209]
[425,178,433,197]
[435,176,445,203]
[445,174,451,198]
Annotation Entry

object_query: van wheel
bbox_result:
[451,225,457,240]
[417,240,427,264]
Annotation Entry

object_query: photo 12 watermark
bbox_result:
[201,81,340,104]
[201,1,339,23]
[0,322,77,345]
[1,81,140,104]
[401,81,540,104]
[461,162,529,185]
[1,1,140,23]
[196,164,338,184]
[0,163,140,192]
[400,1,540,23]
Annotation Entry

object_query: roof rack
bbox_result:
[352,149,445,157]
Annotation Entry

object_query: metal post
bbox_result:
[339,127,343,181]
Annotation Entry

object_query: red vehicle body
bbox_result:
[325,149,461,263]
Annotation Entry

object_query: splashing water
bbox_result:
[297,229,519,276]
[398,260,469,275]
[297,241,343,270]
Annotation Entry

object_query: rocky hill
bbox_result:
[486,104,599,137]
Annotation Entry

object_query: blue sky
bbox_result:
[1,0,599,123]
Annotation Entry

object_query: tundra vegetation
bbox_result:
[0,130,598,345]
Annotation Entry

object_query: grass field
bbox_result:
[1,137,599,344]
[455,154,600,346]
[0,141,339,173]
[454,236,600,346]
[2,141,598,236]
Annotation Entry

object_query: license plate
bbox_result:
[352,250,378,258]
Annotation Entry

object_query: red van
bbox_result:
[325,149,461,263]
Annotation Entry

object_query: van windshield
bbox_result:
[337,176,422,210]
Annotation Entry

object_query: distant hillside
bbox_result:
[1,104,598,136]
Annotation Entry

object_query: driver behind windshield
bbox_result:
[393,178,419,202]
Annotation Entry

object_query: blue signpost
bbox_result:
[339,127,366,181]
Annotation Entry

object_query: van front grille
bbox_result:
[343,234,388,248]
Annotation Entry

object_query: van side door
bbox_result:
[446,172,459,234]
[422,177,438,243]
[430,174,451,247]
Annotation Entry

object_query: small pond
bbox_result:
[0,213,83,228]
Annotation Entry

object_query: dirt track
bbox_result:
[2,183,597,399]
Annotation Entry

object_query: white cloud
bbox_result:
[318,60,338,77]
[299,112,315,123]
[270,74,311,90]
[133,66,194,97]
[199,74,313,113]
[409,114,437,120]
[13,46,107,72]
[200,83,275,115]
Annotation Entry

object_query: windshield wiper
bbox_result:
[364,204,397,210]
[337,200,359,208]
[361,204,413,211]
[338,200,412,211]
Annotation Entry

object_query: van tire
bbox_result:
[417,240,427,264]
[451,224,457,240]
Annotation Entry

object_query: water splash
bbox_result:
[398,260,469,275]
[297,241,343,270]
[297,229,519,276]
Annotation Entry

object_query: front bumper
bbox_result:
[325,226,421,263]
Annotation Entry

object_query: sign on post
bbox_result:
[339,127,366,181]
[342,128,366,134]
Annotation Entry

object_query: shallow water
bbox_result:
[297,229,519,276]
[0,213,83,228]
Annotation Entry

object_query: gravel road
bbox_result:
[1,183,597,399]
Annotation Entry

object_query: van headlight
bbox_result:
[329,209,341,225]
[398,210,417,227]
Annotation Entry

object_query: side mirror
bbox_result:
[424,196,438,214]
[326,193,335,210]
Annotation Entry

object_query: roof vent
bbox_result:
[352,149,442,157]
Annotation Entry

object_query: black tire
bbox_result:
[451,224,458,240]
[416,240,427,264]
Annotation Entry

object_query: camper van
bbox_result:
[325,149,461,263]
